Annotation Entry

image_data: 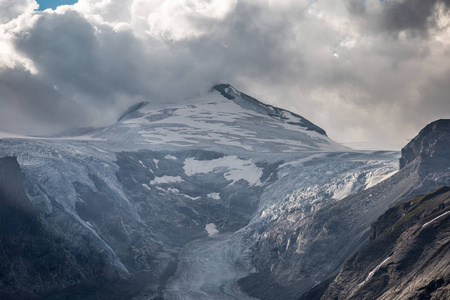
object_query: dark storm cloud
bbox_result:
[4,1,308,135]
[381,0,450,34]
[346,0,365,15]
[347,0,450,36]
[0,66,90,134]
[15,11,150,104]
[6,10,153,134]
[5,8,222,134]
[382,0,437,33]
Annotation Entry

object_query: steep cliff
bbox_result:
[322,186,450,300]
[0,157,124,300]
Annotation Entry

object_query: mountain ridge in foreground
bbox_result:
[321,186,450,300]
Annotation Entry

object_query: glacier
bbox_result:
[0,84,399,299]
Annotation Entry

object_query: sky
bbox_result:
[36,0,78,11]
[0,0,449,149]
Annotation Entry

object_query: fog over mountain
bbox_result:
[1,0,450,147]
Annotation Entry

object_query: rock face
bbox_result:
[322,186,450,300]
[0,157,121,300]
[239,119,450,300]
[399,119,450,170]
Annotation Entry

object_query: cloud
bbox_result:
[0,0,37,24]
[0,65,90,134]
[0,0,449,148]
[379,0,450,35]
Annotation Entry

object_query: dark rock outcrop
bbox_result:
[322,186,450,300]
[400,119,450,170]
[0,157,122,300]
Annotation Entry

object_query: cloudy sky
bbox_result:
[0,0,449,149]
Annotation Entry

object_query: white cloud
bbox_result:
[144,0,237,40]
[0,0,37,23]
[0,0,449,147]
[0,0,39,72]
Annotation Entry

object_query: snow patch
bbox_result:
[205,223,219,236]
[93,147,108,154]
[208,192,221,200]
[349,254,394,298]
[183,156,263,186]
[365,255,392,282]
[167,187,180,194]
[153,159,159,168]
[138,160,146,168]
[150,175,183,185]
[422,210,450,228]
[155,186,166,192]
[182,194,201,201]
[365,170,398,189]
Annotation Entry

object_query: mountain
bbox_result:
[317,121,450,300]
[237,119,450,300]
[0,84,399,299]
[0,157,127,300]
[322,186,450,300]
[212,84,327,136]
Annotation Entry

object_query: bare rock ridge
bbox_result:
[212,84,328,136]
[398,119,450,199]
[117,101,148,122]
[400,119,450,169]
[321,186,450,300]
[400,119,450,170]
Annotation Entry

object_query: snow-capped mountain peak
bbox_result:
[97,84,344,153]
[212,83,327,136]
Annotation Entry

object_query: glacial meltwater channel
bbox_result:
[163,233,257,300]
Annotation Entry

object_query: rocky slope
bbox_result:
[0,157,126,300]
[0,85,398,299]
[399,119,450,170]
[238,119,450,299]
[322,186,450,300]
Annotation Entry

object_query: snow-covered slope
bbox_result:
[85,84,346,154]
[0,85,399,299]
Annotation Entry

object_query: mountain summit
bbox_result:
[400,119,450,170]
[92,83,342,153]
[212,84,327,136]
